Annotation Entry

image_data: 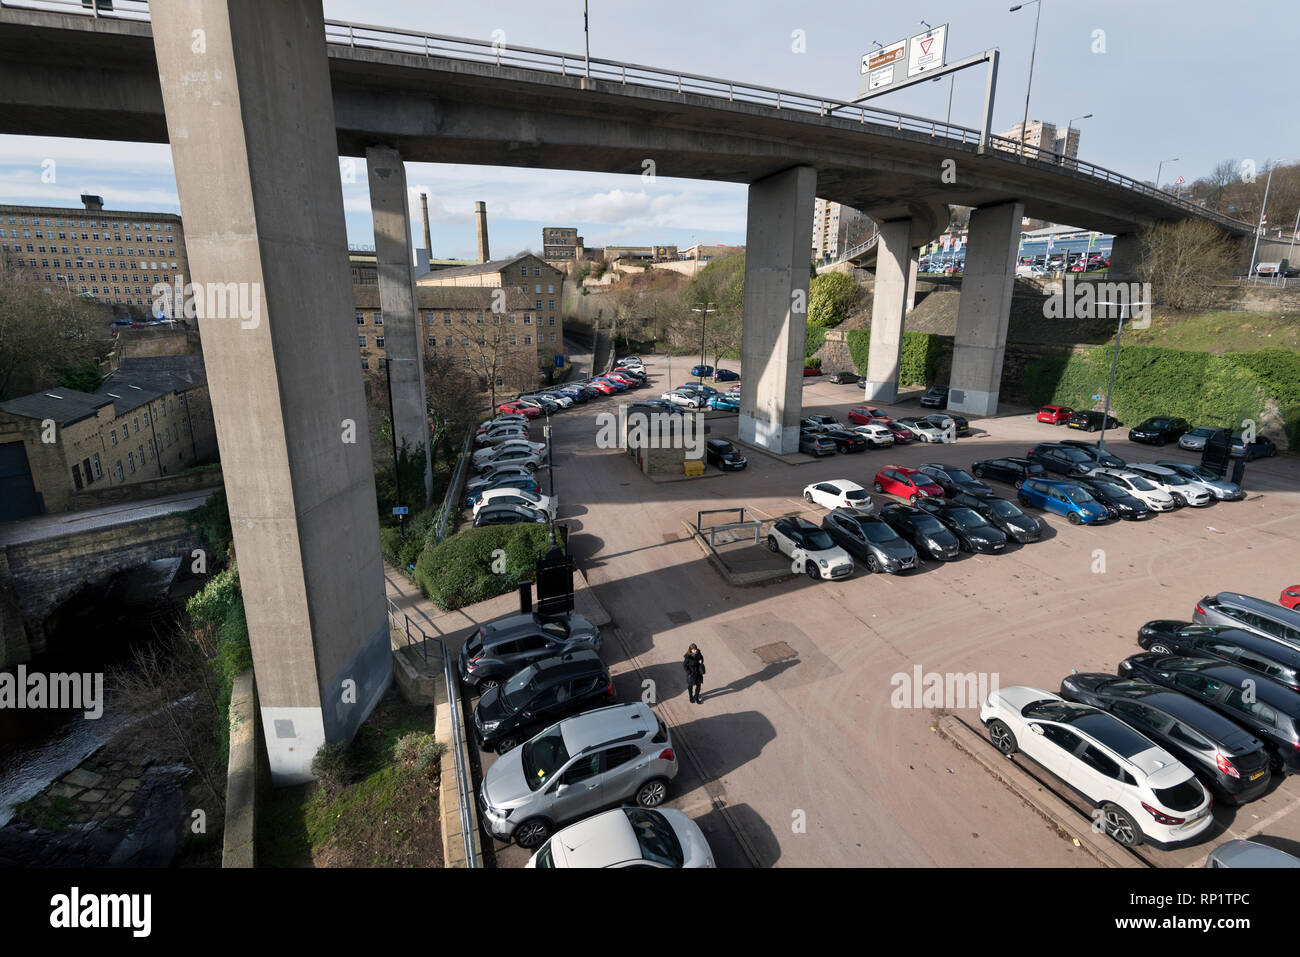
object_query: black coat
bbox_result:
[683,651,705,683]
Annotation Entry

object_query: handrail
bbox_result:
[386,596,481,868]
[433,426,473,544]
[4,0,1252,234]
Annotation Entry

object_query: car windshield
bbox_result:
[501,665,539,712]
[1189,467,1218,482]
[989,499,1023,519]
[913,515,945,534]
[713,442,736,454]
[859,521,900,544]
[1126,475,1156,491]
[521,728,571,792]
[1158,473,1188,486]
[1154,780,1204,813]
[947,469,976,483]
[946,508,987,530]
[1062,487,1095,504]
[804,530,835,550]
[626,809,685,867]
[1060,449,1092,462]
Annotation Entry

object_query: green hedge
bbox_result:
[414,523,564,611]
[804,326,826,360]
[1224,349,1300,446]
[844,329,943,386]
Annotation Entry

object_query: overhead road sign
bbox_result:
[859,39,906,96]
[907,24,948,78]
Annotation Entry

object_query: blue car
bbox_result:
[713,369,740,382]
[707,394,740,412]
[690,365,714,377]
[1017,478,1109,526]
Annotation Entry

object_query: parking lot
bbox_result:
[482,355,1300,867]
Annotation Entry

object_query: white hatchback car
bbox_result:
[981,686,1214,848]
[661,390,705,410]
[852,423,895,448]
[1085,467,1176,511]
[802,479,875,513]
[473,487,558,521]
[767,517,854,581]
[1126,464,1213,507]
[895,417,950,443]
[526,806,714,868]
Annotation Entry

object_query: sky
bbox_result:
[1,0,1296,260]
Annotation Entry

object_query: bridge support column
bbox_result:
[1107,232,1141,280]
[152,0,391,785]
[905,246,919,314]
[948,201,1023,417]
[863,219,913,402]
[367,145,433,507]
[738,166,816,454]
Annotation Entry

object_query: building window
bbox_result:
[535,284,541,294]
[128,452,136,474]
[549,316,555,326]
[534,267,541,276]
[378,358,388,370]
[133,416,139,433]
[443,313,452,324]
[358,335,366,348]
[524,335,532,345]
[548,300,555,310]
[115,460,124,481]
[376,336,385,348]
[510,335,517,345]
[110,430,117,446]
[92,453,102,478]
[427,336,436,347]
[373,312,382,325]
[548,284,554,294]
[71,464,83,491]
[536,300,542,310]
[355,312,364,324]
[361,358,369,370]
[524,314,532,324]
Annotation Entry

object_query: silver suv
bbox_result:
[479,702,679,848]
[1195,593,1300,651]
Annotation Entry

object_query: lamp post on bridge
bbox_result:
[1155,157,1179,192]
[1059,113,1091,166]
[1009,0,1043,156]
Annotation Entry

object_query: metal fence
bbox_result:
[432,426,474,544]
[8,0,1251,235]
[386,596,481,868]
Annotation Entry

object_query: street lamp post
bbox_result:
[1059,113,1091,165]
[583,1,590,79]
[1095,298,1148,453]
[1009,1,1043,157]
[1155,157,1179,191]
[1248,164,1275,281]
[692,302,716,383]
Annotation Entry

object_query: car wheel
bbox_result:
[1067,511,1081,525]
[1099,803,1142,847]
[804,491,814,503]
[495,735,519,754]
[874,482,884,493]
[1088,424,1095,433]
[987,719,1017,755]
[1014,478,1025,490]
[1156,437,1166,447]
[865,555,881,574]
[973,466,985,478]
[514,817,552,849]
[806,564,821,581]
[1171,493,1185,507]
[636,777,669,808]
[476,677,500,696]
[909,494,919,504]
[1148,642,1173,655]
[767,536,779,553]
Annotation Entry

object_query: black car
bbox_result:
[922,412,970,436]
[949,493,1042,543]
[1117,654,1300,773]
[971,456,1046,489]
[878,503,961,561]
[822,428,868,453]
[473,503,550,527]
[821,508,918,574]
[1026,443,1094,478]
[705,438,747,471]
[1058,674,1273,804]
[457,611,602,696]
[1128,416,1190,446]
[1057,440,1126,469]
[918,463,993,498]
[915,500,1008,554]
[472,650,615,754]
[919,386,949,409]
[1075,477,1151,520]
[1067,410,1121,432]
[1137,622,1300,694]
[798,428,837,457]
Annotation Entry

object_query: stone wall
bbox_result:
[222,670,261,868]
[68,468,223,512]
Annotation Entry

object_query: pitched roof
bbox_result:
[0,387,113,426]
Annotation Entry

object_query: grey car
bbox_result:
[1154,461,1245,501]
[821,507,918,574]
[479,702,679,848]
[1206,839,1300,868]
[1194,593,1300,651]
[458,612,601,695]
[1177,426,1219,452]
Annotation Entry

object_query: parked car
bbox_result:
[464,465,538,499]
[662,390,706,410]
[712,368,739,382]
[458,612,602,696]
[472,447,545,474]
[1066,410,1121,433]
[802,365,822,377]
[527,806,713,869]
[1017,477,1109,525]
[585,379,618,396]
[475,426,530,447]
[1058,674,1272,805]
[800,413,842,432]
[1281,587,1300,611]
[474,487,558,522]
[1074,477,1152,520]
[705,438,747,471]
[675,383,718,397]
[895,417,949,443]
[1037,405,1073,425]
[472,439,547,469]
[1118,654,1300,773]
[915,499,1008,553]
[1153,461,1245,501]
[1026,443,1095,478]
[828,371,860,384]
[798,429,837,457]
[1085,467,1176,511]
[1230,433,1278,460]
[1125,464,1213,508]
[873,465,945,503]
[690,364,714,378]
[820,507,918,573]
[980,686,1214,847]
[478,702,678,848]
[971,456,1045,489]
[917,463,993,499]
[464,474,542,508]
[919,386,949,409]
[948,493,1042,543]
[878,503,961,561]
[1177,426,1219,452]
[1193,593,1300,650]
[767,517,854,581]
[848,406,893,425]
[615,356,645,370]
[922,412,969,437]
[821,428,868,453]
[473,650,615,754]
[803,479,874,512]
[1206,840,1300,868]
[1137,621,1300,694]
[1056,440,1126,469]
[498,400,543,418]
[478,413,528,432]
[1128,417,1190,446]
[706,394,740,412]
[851,423,895,448]
[474,503,550,527]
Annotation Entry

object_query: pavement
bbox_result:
[0,488,213,545]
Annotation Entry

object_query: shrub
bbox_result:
[843,329,943,386]
[1225,349,1300,446]
[414,523,562,610]
[312,741,358,792]
[187,489,233,564]
[807,272,862,328]
[804,326,826,360]
[394,731,446,777]
[847,329,870,373]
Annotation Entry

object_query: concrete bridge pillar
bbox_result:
[366,145,433,507]
[948,201,1024,417]
[151,0,391,785]
[738,166,816,454]
[864,218,913,402]
[1107,232,1142,280]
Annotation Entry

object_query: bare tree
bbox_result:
[1138,219,1239,311]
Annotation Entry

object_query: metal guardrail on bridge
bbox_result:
[6,0,1251,235]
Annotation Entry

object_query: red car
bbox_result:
[848,406,894,425]
[606,372,640,387]
[1281,586,1300,610]
[803,366,822,376]
[873,465,945,503]
[1037,405,1073,425]
[497,401,542,418]
[587,380,619,395]
[885,422,913,444]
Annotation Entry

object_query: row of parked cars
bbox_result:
[1038,407,1280,458]
[456,608,713,866]
[981,592,1300,854]
[795,408,970,457]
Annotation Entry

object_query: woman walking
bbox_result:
[683,643,706,704]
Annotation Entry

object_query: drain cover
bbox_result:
[754,641,798,664]
[666,610,693,626]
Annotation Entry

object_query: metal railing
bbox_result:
[432,426,474,544]
[7,0,1253,234]
[386,596,481,868]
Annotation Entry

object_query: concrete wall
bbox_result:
[221,669,262,868]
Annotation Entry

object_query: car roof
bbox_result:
[532,648,605,678]
[1210,593,1300,625]
[546,807,648,867]
[558,702,658,753]
[820,479,864,491]
[1156,657,1300,710]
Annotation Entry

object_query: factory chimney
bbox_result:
[475,201,490,263]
